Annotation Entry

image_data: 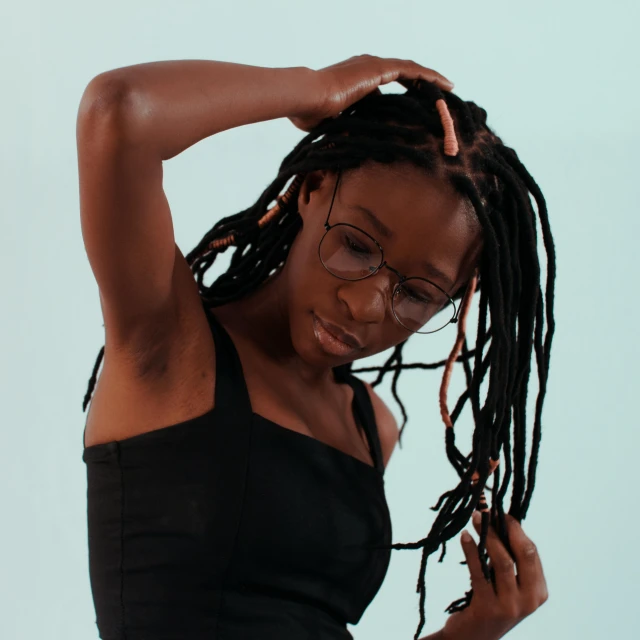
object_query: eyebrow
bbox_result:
[347,203,457,291]
[348,203,395,239]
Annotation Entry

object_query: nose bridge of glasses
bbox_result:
[364,263,404,304]
[380,262,404,283]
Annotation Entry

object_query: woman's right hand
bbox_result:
[289,54,455,132]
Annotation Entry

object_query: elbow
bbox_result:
[76,73,140,143]
[78,73,131,120]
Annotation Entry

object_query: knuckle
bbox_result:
[496,558,515,573]
[498,603,521,621]
[522,543,538,558]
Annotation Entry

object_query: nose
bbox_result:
[336,272,390,325]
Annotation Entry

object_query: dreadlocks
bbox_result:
[81,78,556,639]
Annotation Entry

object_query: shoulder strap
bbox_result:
[341,372,385,474]
[201,301,253,421]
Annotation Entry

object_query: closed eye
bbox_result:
[405,287,432,303]
[345,235,371,255]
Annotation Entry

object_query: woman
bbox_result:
[77,56,553,640]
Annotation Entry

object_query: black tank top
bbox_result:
[82,301,393,639]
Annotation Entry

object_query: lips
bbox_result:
[314,314,364,349]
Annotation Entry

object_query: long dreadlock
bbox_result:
[81,78,556,639]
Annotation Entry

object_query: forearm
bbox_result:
[80,60,320,160]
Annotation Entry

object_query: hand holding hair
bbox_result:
[438,513,549,640]
[288,54,454,132]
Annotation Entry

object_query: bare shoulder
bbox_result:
[362,380,399,469]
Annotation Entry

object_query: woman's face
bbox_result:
[282,161,483,367]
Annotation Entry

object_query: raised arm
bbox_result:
[82,60,321,160]
[75,61,321,355]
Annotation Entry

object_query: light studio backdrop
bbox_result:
[1,1,636,638]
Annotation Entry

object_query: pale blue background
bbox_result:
[2,1,637,638]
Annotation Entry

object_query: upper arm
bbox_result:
[363,381,399,470]
[76,75,178,349]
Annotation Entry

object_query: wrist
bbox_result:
[287,66,328,120]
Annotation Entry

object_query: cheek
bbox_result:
[285,229,329,300]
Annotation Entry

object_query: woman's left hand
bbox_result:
[441,513,549,640]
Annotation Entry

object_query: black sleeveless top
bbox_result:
[82,302,393,639]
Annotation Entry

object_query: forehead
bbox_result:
[338,162,475,229]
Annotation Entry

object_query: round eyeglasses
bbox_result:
[318,174,460,334]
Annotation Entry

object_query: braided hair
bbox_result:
[81,79,556,639]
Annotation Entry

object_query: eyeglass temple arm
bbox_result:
[451,270,481,323]
[325,171,341,227]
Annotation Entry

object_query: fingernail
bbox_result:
[472,511,481,524]
[461,530,472,543]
